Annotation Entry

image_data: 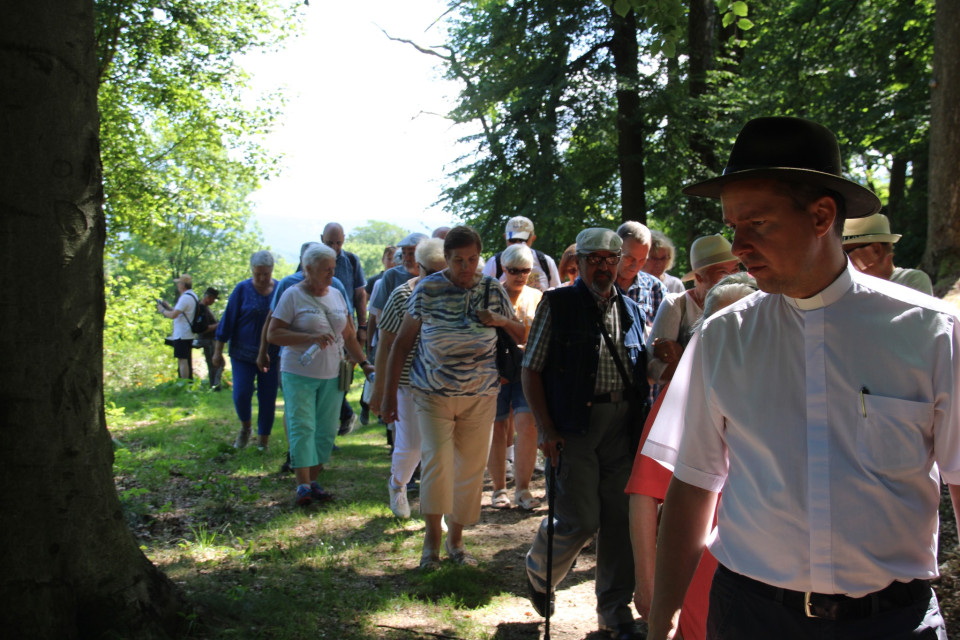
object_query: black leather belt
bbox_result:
[717,565,931,621]
[593,389,625,403]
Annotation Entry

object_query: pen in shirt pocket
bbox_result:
[860,386,870,417]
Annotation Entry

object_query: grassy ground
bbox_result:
[109,371,593,640]
[109,365,960,639]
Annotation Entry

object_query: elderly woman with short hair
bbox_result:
[268,244,374,507]
[486,242,544,510]
[212,250,280,450]
[382,225,525,569]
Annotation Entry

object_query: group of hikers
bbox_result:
[159,116,956,640]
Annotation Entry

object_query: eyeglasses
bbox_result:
[505,267,532,276]
[507,238,528,245]
[580,253,621,266]
[844,244,868,255]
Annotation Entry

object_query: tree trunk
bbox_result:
[610,8,646,224]
[922,0,960,294]
[685,0,723,227]
[887,155,907,229]
[0,1,184,637]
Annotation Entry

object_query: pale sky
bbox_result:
[242,0,467,261]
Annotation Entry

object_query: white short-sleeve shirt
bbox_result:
[644,263,960,597]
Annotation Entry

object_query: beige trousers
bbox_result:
[414,392,497,525]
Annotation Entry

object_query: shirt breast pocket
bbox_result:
[857,394,934,473]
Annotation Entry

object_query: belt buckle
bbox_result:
[804,592,841,620]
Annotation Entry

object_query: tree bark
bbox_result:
[922,0,960,293]
[0,1,184,637]
[610,7,646,224]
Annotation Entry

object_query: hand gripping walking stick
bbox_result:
[544,444,562,640]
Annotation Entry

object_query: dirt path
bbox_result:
[369,474,960,640]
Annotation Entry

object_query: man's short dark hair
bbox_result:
[204,287,219,298]
[778,180,847,235]
[444,225,483,255]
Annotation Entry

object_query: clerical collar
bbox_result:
[784,263,854,311]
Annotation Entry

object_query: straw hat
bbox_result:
[842,213,901,245]
[681,235,738,282]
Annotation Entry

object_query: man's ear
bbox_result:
[810,195,837,239]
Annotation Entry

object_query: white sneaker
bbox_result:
[388,479,410,519]
[505,459,515,482]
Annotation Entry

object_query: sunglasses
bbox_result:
[581,253,622,266]
[505,267,532,276]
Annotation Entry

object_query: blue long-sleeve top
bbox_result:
[215,278,281,364]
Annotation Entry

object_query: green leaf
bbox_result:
[716,0,731,13]
[722,11,736,28]
[613,0,631,17]
[737,17,754,30]
[731,1,749,17]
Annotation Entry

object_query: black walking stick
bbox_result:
[544,443,562,640]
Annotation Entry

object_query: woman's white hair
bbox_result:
[250,250,275,268]
[701,272,758,320]
[302,243,337,270]
[501,242,534,269]
[415,238,446,273]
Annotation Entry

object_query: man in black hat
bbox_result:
[644,117,960,639]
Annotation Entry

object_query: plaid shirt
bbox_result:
[624,271,666,328]
[524,284,631,395]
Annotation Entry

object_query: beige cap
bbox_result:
[682,235,738,282]
[576,228,622,254]
[505,216,534,241]
[173,274,193,287]
[842,213,901,245]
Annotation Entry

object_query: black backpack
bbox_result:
[185,291,209,335]
[494,249,551,280]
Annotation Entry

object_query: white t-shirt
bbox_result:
[172,291,198,339]
[644,290,703,383]
[643,263,960,597]
[273,284,348,379]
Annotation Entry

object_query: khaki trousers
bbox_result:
[414,392,497,525]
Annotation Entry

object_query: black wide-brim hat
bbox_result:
[682,117,881,219]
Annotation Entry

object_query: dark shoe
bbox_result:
[295,485,312,507]
[359,405,370,426]
[600,621,646,640]
[338,413,358,436]
[310,481,334,503]
[280,452,293,474]
[526,575,554,617]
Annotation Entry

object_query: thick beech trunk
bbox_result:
[610,8,646,224]
[0,1,183,637]
[922,0,960,293]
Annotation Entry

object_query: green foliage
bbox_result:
[432,0,935,274]
[347,221,410,246]
[97,0,304,344]
[440,1,621,258]
[346,222,411,276]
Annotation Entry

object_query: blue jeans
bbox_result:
[230,357,279,436]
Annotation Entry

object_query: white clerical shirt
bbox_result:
[643,263,960,597]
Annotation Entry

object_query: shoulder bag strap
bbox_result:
[596,310,632,390]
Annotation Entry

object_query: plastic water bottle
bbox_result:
[299,343,320,366]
